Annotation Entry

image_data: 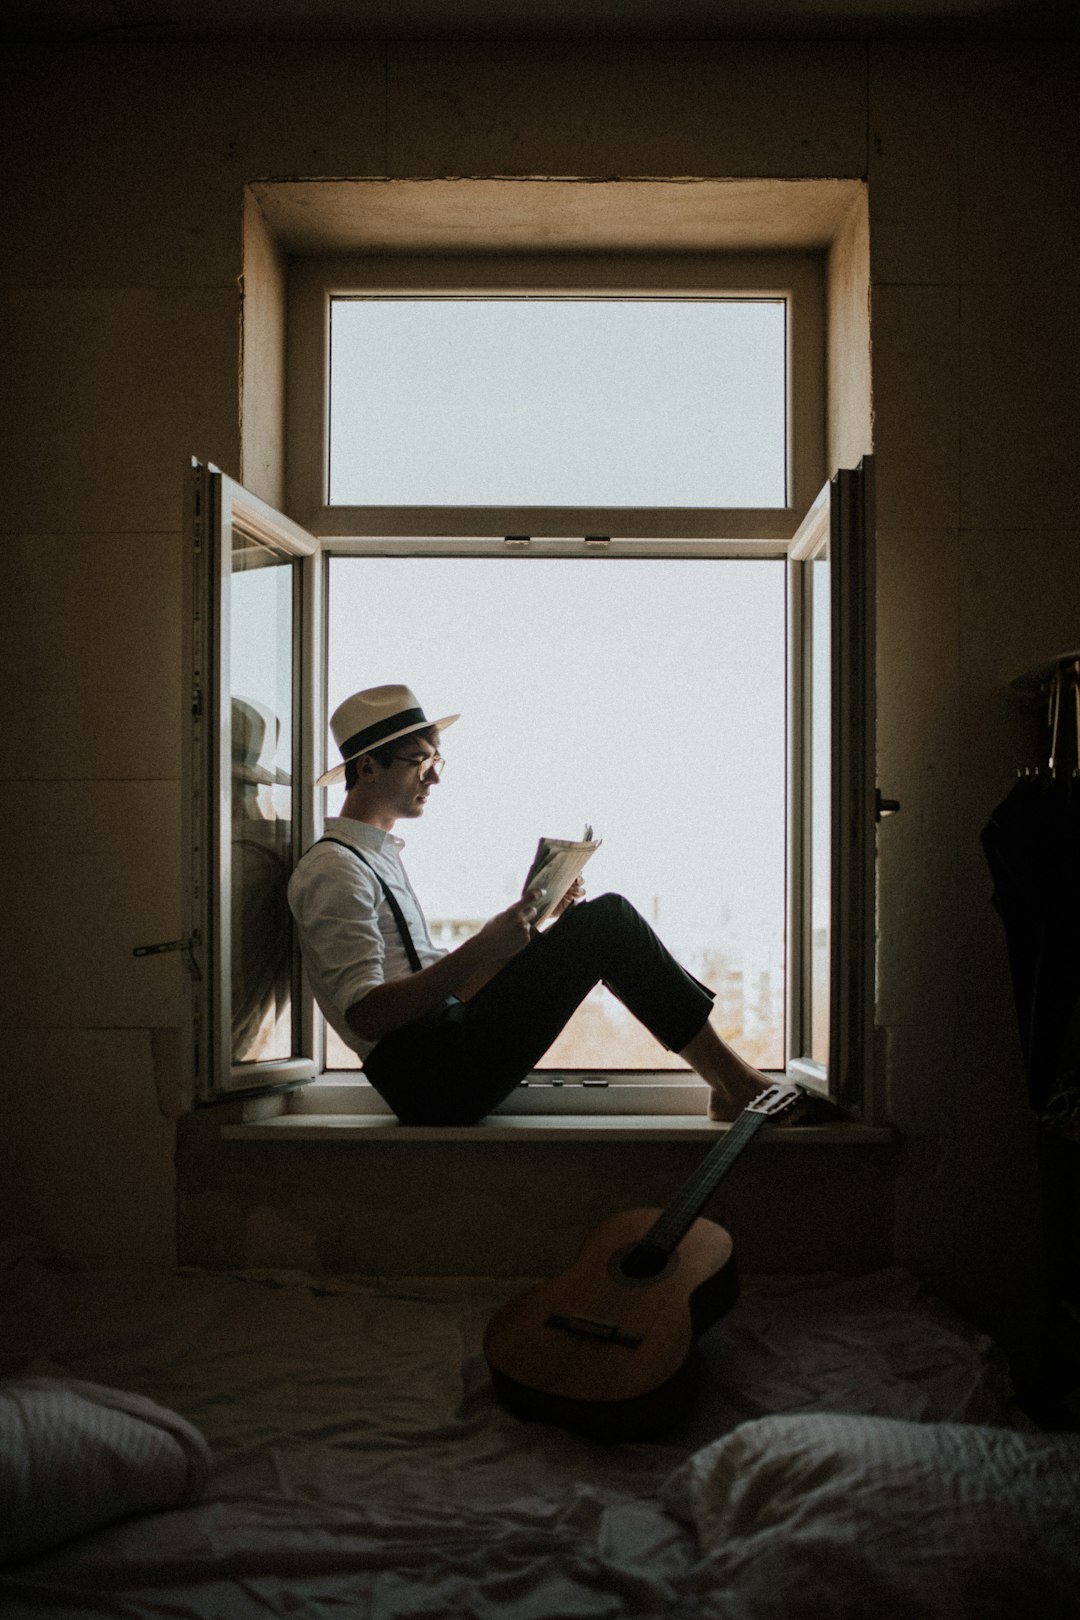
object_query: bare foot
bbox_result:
[707,1087,761,1122]
[706,1059,773,1121]
[678,1020,776,1123]
[707,1088,736,1122]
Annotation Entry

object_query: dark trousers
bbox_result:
[362,892,715,1125]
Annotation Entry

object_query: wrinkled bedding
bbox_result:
[663,1412,1080,1620]
[0,1375,212,1564]
[0,1251,1036,1618]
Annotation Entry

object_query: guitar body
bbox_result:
[483,1205,738,1442]
[484,1083,809,1441]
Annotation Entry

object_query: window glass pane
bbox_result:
[328,299,787,509]
[229,530,295,1064]
[808,553,831,1066]
[326,556,786,1071]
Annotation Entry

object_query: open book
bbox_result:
[523,825,602,926]
[455,826,603,1003]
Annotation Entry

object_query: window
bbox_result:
[327,297,788,509]
[786,472,876,1113]
[184,259,873,1117]
[323,553,787,1077]
[285,252,825,538]
[182,461,318,1097]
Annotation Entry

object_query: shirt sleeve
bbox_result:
[287,846,389,1016]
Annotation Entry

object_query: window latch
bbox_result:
[504,535,531,548]
[133,933,202,981]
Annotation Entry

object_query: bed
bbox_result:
[2,1242,1078,1619]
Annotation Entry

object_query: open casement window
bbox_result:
[183,458,873,1111]
[183,460,320,1100]
[786,459,875,1115]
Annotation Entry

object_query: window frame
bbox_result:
[311,457,874,1117]
[785,465,876,1111]
[317,542,792,1103]
[285,252,826,540]
[185,252,875,1117]
[182,459,322,1102]
[824,460,876,1115]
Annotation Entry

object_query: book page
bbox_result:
[523,829,601,926]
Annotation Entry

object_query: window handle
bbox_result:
[875,789,901,822]
[133,934,202,980]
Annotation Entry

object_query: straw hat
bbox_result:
[232,697,291,786]
[317,684,460,788]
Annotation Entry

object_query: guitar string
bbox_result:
[655,1085,804,1245]
[645,1115,762,1250]
[637,1111,769,1256]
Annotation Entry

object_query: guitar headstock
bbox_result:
[745,1081,806,1119]
[745,1082,848,1124]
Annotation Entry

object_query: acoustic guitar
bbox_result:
[483,1082,809,1442]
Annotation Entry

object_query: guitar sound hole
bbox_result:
[614,1243,675,1283]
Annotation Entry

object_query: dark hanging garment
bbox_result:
[981,774,1080,1123]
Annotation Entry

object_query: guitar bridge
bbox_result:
[547,1313,643,1349]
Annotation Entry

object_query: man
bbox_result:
[289,684,773,1126]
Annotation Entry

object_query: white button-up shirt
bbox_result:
[287,816,446,1060]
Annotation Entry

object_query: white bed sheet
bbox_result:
[0,1251,1029,1619]
[662,1412,1080,1619]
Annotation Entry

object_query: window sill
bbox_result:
[221,1111,891,1145]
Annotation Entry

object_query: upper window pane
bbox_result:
[328,298,787,509]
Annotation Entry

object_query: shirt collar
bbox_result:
[323,816,405,853]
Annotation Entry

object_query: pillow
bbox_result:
[662,1412,1080,1620]
[0,1376,212,1564]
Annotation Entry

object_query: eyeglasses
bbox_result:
[393,750,444,781]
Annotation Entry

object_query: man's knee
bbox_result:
[578,890,630,918]
[558,891,647,947]
[580,891,641,928]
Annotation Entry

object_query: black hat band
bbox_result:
[339,707,427,761]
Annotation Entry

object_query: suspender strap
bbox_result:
[317,838,424,974]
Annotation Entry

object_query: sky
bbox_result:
[329,298,787,509]
[326,555,787,984]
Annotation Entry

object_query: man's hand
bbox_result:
[550,875,586,920]
[349,888,545,1036]
[474,890,543,965]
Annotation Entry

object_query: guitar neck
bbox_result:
[641,1108,771,1256]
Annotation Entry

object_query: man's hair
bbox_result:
[343,725,440,791]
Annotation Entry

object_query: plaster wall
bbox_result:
[179,1109,896,1280]
[1,39,1076,1360]
[240,190,288,509]
[826,196,872,471]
